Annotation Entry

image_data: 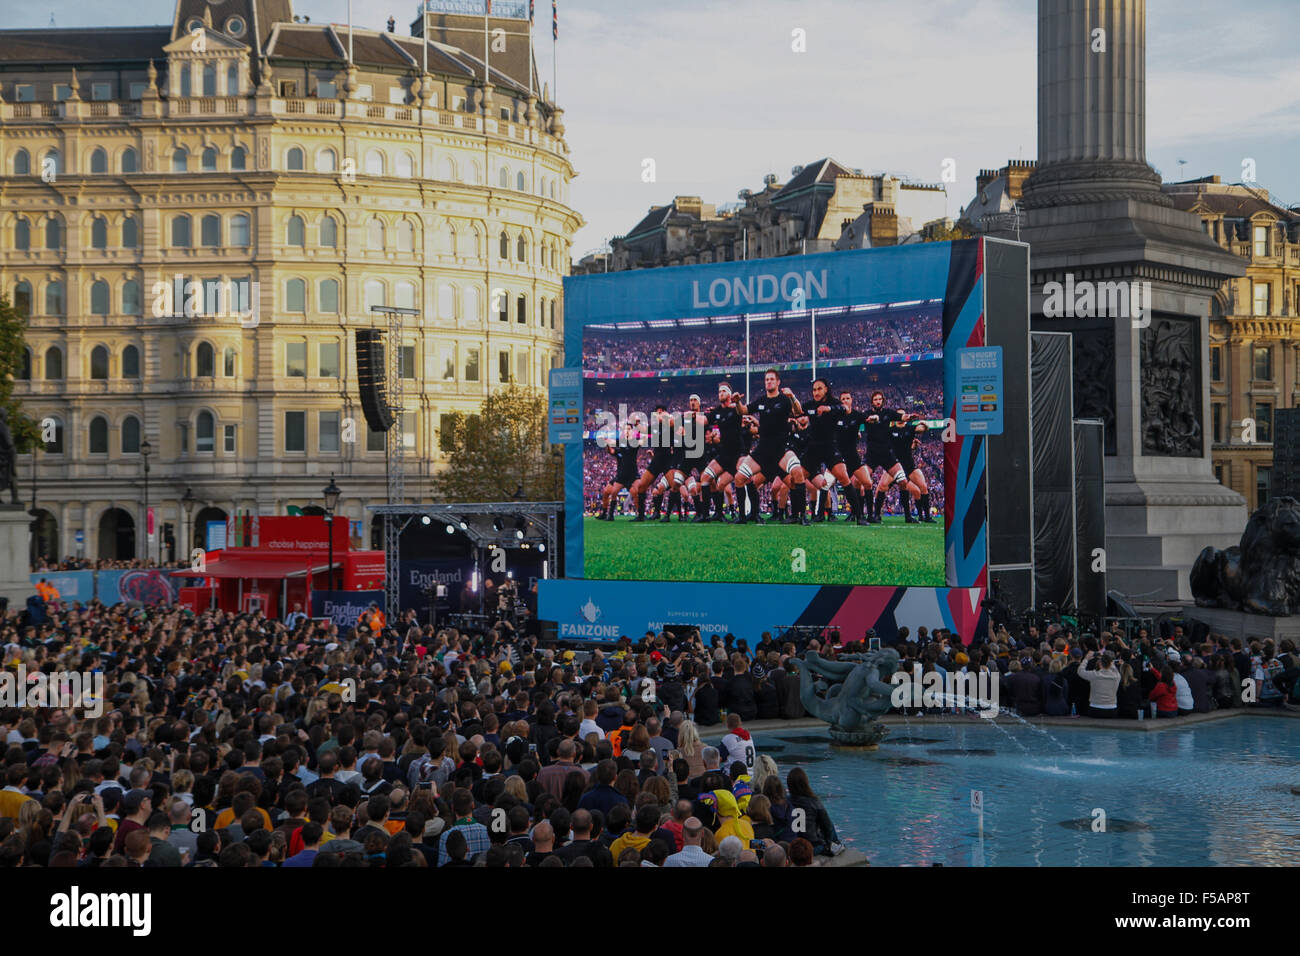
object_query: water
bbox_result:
[760,717,1300,866]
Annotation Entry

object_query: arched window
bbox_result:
[13,282,32,317]
[122,216,138,248]
[201,214,220,247]
[15,218,30,251]
[43,149,61,177]
[316,148,337,172]
[122,345,140,378]
[45,218,61,250]
[223,346,237,376]
[196,342,215,377]
[45,281,65,316]
[286,146,305,171]
[499,167,509,188]
[319,215,337,248]
[90,280,111,316]
[122,278,141,315]
[89,148,108,174]
[179,65,191,97]
[516,171,526,191]
[18,348,31,380]
[201,147,217,171]
[516,293,527,324]
[319,278,339,313]
[227,63,238,94]
[172,215,192,246]
[91,217,108,249]
[13,149,30,176]
[438,284,455,319]
[517,235,527,262]
[90,345,110,380]
[441,223,456,254]
[285,278,306,312]
[396,219,414,253]
[230,213,249,246]
[45,346,64,379]
[44,416,64,454]
[121,148,138,174]
[364,279,385,310]
[464,285,480,322]
[286,214,305,247]
[365,149,385,176]
[196,411,215,452]
[89,416,108,454]
[550,299,556,328]
[439,157,455,181]
[550,180,556,199]
[202,64,216,97]
[172,147,188,172]
[396,152,413,178]
[231,146,247,170]
[395,280,416,309]
[367,218,384,251]
[121,415,141,453]
[499,231,509,259]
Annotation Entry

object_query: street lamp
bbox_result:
[323,474,341,590]
[181,487,196,562]
[140,439,152,564]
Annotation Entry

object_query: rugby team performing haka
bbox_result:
[595,370,936,527]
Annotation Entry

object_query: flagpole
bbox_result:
[347,0,353,64]
[484,1,491,94]
[421,1,427,76]
[552,0,557,103]
[528,1,534,99]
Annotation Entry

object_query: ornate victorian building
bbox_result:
[576,159,948,274]
[1164,176,1300,510]
[0,0,580,561]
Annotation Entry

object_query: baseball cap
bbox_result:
[121,789,150,813]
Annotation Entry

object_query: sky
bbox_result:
[11,0,1299,255]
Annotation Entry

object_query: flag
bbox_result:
[529,0,534,23]
[485,0,492,12]
[553,0,558,39]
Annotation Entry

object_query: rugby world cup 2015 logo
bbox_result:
[580,599,602,624]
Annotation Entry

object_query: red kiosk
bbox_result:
[172,515,384,617]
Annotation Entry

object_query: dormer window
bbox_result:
[185,17,204,33]
[226,17,246,37]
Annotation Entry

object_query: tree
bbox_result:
[0,293,40,452]
[433,383,561,502]
[921,221,972,243]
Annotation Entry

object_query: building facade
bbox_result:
[1164,176,1300,510]
[576,158,947,274]
[0,0,580,563]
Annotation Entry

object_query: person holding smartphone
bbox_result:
[1077,650,1120,718]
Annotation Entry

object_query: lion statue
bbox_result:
[1190,497,1300,616]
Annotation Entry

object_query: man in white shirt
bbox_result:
[1171,661,1195,716]
[284,603,308,630]
[718,713,756,775]
[662,817,712,867]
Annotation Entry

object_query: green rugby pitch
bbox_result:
[581,514,944,586]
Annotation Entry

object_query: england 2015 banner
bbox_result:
[542,239,998,644]
[311,590,386,629]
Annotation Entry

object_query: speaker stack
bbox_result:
[355,329,393,432]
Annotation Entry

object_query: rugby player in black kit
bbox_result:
[734,369,810,525]
[801,378,864,524]
[835,391,874,525]
[888,409,935,523]
[700,383,744,522]
[862,390,910,523]
[596,423,642,520]
[629,406,677,522]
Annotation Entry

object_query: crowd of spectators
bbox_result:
[2,593,1296,870]
[0,603,863,868]
[584,310,941,374]
[32,558,183,573]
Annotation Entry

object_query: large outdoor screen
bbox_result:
[580,302,945,586]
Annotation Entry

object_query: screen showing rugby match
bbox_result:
[579,302,945,586]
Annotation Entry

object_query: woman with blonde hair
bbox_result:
[676,720,706,779]
[502,774,530,806]
[751,753,779,795]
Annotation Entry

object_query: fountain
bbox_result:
[790,648,899,747]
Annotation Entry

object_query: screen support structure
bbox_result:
[371,305,420,621]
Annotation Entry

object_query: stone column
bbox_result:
[1020,0,1248,599]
